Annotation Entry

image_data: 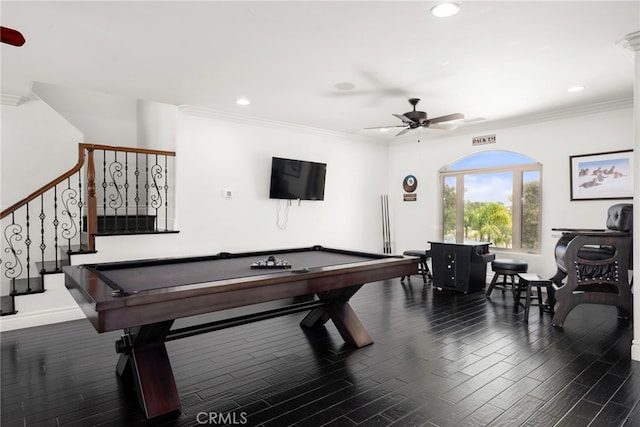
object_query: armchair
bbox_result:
[551,203,633,327]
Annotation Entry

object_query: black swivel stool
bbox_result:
[401,250,432,284]
[515,273,555,323]
[486,259,528,298]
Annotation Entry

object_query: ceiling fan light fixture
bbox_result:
[430,2,461,18]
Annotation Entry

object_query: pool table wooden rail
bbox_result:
[64,249,417,333]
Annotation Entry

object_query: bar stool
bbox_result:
[401,249,432,284]
[515,273,555,323]
[486,259,528,298]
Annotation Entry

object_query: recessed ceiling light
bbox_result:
[235,98,251,105]
[430,2,461,18]
[379,128,390,133]
[567,85,585,93]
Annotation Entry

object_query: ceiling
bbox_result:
[1,1,638,140]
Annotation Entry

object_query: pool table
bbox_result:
[63,245,417,418]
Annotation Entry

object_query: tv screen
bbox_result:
[269,157,327,200]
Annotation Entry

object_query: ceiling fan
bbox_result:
[1,26,25,46]
[366,98,464,136]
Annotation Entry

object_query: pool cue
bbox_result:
[381,194,391,254]
[388,195,392,253]
[381,195,386,253]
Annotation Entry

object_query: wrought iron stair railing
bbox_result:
[1,143,177,315]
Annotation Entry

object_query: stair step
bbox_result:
[62,243,88,253]
[9,278,45,296]
[36,259,69,274]
[27,246,95,277]
[83,215,157,233]
[95,229,179,236]
[0,295,17,316]
[61,244,97,256]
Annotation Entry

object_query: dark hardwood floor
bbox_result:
[2,276,639,426]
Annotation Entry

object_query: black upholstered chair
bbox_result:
[551,203,633,327]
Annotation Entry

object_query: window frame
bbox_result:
[439,155,542,254]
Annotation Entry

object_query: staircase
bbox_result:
[1,143,177,319]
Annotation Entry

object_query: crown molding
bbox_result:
[618,31,640,54]
[1,92,29,106]
[436,97,634,138]
[178,105,383,145]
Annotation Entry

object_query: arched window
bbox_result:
[440,151,542,253]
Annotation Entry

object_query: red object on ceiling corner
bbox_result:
[1,26,26,46]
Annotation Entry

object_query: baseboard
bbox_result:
[0,306,84,332]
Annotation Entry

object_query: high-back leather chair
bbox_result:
[551,203,633,326]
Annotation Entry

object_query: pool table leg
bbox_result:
[300,285,373,348]
[115,320,181,418]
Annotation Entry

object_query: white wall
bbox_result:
[173,107,389,255]
[137,100,177,151]
[0,97,83,211]
[388,107,634,278]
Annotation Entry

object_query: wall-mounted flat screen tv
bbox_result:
[269,157,327,200]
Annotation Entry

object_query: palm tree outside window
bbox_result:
[440,151,541,253]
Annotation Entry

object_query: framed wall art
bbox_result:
[570,149,633,200]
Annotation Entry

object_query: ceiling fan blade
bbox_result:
[392,113,414,124]
[428,123,458,131]
[428,112,464,124]
[364,125,409,130]
[1,26,25,47]
[396,127,412,136]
